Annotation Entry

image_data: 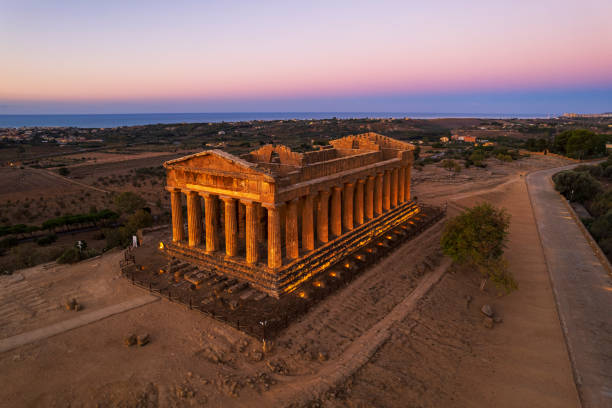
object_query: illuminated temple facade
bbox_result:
[163,132,419,297]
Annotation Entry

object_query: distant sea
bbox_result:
[0,112,552,128]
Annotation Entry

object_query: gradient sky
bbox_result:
[1,0,611,114]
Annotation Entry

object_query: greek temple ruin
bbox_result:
[162,132,420,297]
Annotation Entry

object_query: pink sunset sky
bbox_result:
[1,0,611,113]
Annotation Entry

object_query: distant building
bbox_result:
[439,136,449,143]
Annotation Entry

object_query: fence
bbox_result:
[119,205,446,340]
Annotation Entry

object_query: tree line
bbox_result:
[525,128,610,159]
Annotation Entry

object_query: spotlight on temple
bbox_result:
[162,132,417,298]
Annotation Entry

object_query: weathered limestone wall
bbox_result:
[297,151,382,182]
[302,149,338,164]
[246,144,304,166]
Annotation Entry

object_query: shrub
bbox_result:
[58,167,70,176]
[36,234,57,246]
[589,210,612,242]
[599,237,612,258]
[126,209,153,231]
[103,227,132,249]
[441,203,517,292]
[553,170,603,202]
[56,247,81,264]
[589,190,612,218]
[56,246,100,264]
[574,164,603,178]
[113,192,146,214]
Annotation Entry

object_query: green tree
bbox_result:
[126,209,153,231]
[441,203,517,292]
[113,192,146,214]
[552,170,603,202]
[469,150,486,167]
[555,129,606,159]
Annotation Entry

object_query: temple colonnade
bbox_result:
[170,164,412,269]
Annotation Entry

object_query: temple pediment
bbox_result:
[164,150,274,181]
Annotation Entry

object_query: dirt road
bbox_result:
[527,166,612,408]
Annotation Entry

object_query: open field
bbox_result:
[0,153,588,407]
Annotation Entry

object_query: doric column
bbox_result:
[222,197,238,257]
[391,168,398,208]
[257,204,266,242]
[331,186,342,237]
[375,172,383,215]
[365,176,375,220]
[238,203,246,242]
[285,199,299,260]
[266,205,282,269]
[342,182,354,230]
[301,194,315,251]
[355,179,365,225]
[204,194,219,252]
[317,190,330,244]
[400,167,406,202]
[170,189,185,242]
[383,170,391,211]
[405,165,412,201]
[186,191,202,247]
[244,201,258,264]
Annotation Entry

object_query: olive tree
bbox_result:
[441,203,517,292]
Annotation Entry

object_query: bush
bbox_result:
[56,246,100,264]
[589,190,612,218]
[56,247,81,264]
[589,210,612,241]
[0,237,19,249]
[599,237,612,258]
[126,209,153,231]
[574,164,603,178]
[441,203,516,292]
[36,234,57,246]
[113,192,146,214]
[553,170,603,203]
[58,167,70,176]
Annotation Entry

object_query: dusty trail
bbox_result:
[31,167,111,194]
[253,173,541,405]
[264,260,451,406]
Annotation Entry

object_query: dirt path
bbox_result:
[338,173,580,407]
[31,167,111,194]
[527,166,612,408]
[265,259,451,406]
[0,295,159,353]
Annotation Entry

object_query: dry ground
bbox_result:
[0,153,580,407]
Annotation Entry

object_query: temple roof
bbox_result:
[164,149,276,181]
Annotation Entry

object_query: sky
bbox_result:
[1,0,611,114]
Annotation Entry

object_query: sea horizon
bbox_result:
[0,112,557,129]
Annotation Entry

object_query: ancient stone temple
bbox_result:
[162,132,419,297]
